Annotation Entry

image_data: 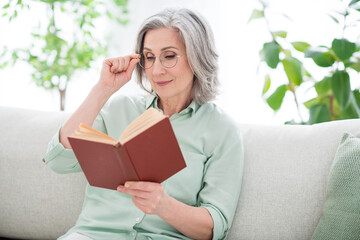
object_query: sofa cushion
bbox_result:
[0,107,87,240]
[227,120,360,240]
[311,132,360,240]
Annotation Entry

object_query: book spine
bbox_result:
[115,145,140,182]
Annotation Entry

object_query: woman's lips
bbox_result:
[156,80,173,86]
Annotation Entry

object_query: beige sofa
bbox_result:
[1,106,359,240]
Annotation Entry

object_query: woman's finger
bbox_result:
[115,58,125,73]
[124,56,130,70]
[110,58,119,73]
[125,58,138,79]
[123,181,160,191]
[130,53,141,60]
[117,185,153,199]
[106,54,140,74]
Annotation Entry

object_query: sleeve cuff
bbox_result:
[43,141,75,163]
[42,128,80,173]
[201,204,228,240]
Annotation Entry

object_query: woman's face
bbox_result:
[143,28,194,102]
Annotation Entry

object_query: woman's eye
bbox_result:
[146,56,155,60]
[164,55,176,59]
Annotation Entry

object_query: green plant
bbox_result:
[0,0,129,110]
[249,0,360,124]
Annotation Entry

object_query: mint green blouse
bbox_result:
[43,94,244,240]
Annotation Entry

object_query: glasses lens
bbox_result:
[160,51,178,68]
[139,53,155,69]
[139,51,180,69]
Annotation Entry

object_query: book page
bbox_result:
[78,124,115,140]
[119,109,159,139]
[70,108,165,146]
[119,108,165,144]
[71,133,117,145]
[70,124,118,145]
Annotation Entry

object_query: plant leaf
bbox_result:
[308,103,331,124]
[315,76,331,95]
[353,89,360,108]
[305,47,328,58]
[262,74,271,95]
[266,84,288,111]
[331,38,356,61]
[273,31,287,38]
[282,56,303,85]
[304,96,322,109]
[263,41,280,69]
[331,71,351,109]
[291,41,311,52]
[248,9,264,23]
[349,0,360,6]
[303,68,312,77]
[342,102,360,119]
[305,47,335,67]
[328,14,339,24]
[349,59,360,72]
[342,91,360,119]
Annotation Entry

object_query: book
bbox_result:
[68,107,186,190]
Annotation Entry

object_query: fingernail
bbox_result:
[125,183,130,188]
[117,186,123,191]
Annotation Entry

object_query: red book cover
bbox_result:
[68,118,186,190]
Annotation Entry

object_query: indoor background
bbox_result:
[0,0,357,124]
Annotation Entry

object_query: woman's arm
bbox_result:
[59,84,111,148]
[160,194,214,240]
[117,182,213,240]
[60,55,139,148]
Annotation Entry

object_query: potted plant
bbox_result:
[0,0,129,111]
[249,0,360,124]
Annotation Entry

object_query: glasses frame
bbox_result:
[138,51,183,69]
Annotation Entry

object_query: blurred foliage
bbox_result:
[249,0,360,124]
[0,0,129,110]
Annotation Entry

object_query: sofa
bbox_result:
[0,106,359,240]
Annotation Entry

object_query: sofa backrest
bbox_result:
[227,120,360,239]
[0,107,84,240]
[1,106,359,240]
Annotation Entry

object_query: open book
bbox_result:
[68,108,186,190]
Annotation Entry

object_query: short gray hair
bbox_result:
[135,8,219,105]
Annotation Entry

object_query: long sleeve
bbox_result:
[199,113,244,240]
[43,114,107,174]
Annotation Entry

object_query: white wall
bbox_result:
[0,0,349,124]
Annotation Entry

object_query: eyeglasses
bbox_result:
[138,50,183,69]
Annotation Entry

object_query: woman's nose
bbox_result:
[151,58,166,75]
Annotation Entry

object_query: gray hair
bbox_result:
[135,8,219,105]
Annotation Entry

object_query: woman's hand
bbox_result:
[117,181,213,240]
[58,54,140,148]
[117,181,169,215]
[97,54,140,95]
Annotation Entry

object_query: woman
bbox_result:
[43,8,244,240]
